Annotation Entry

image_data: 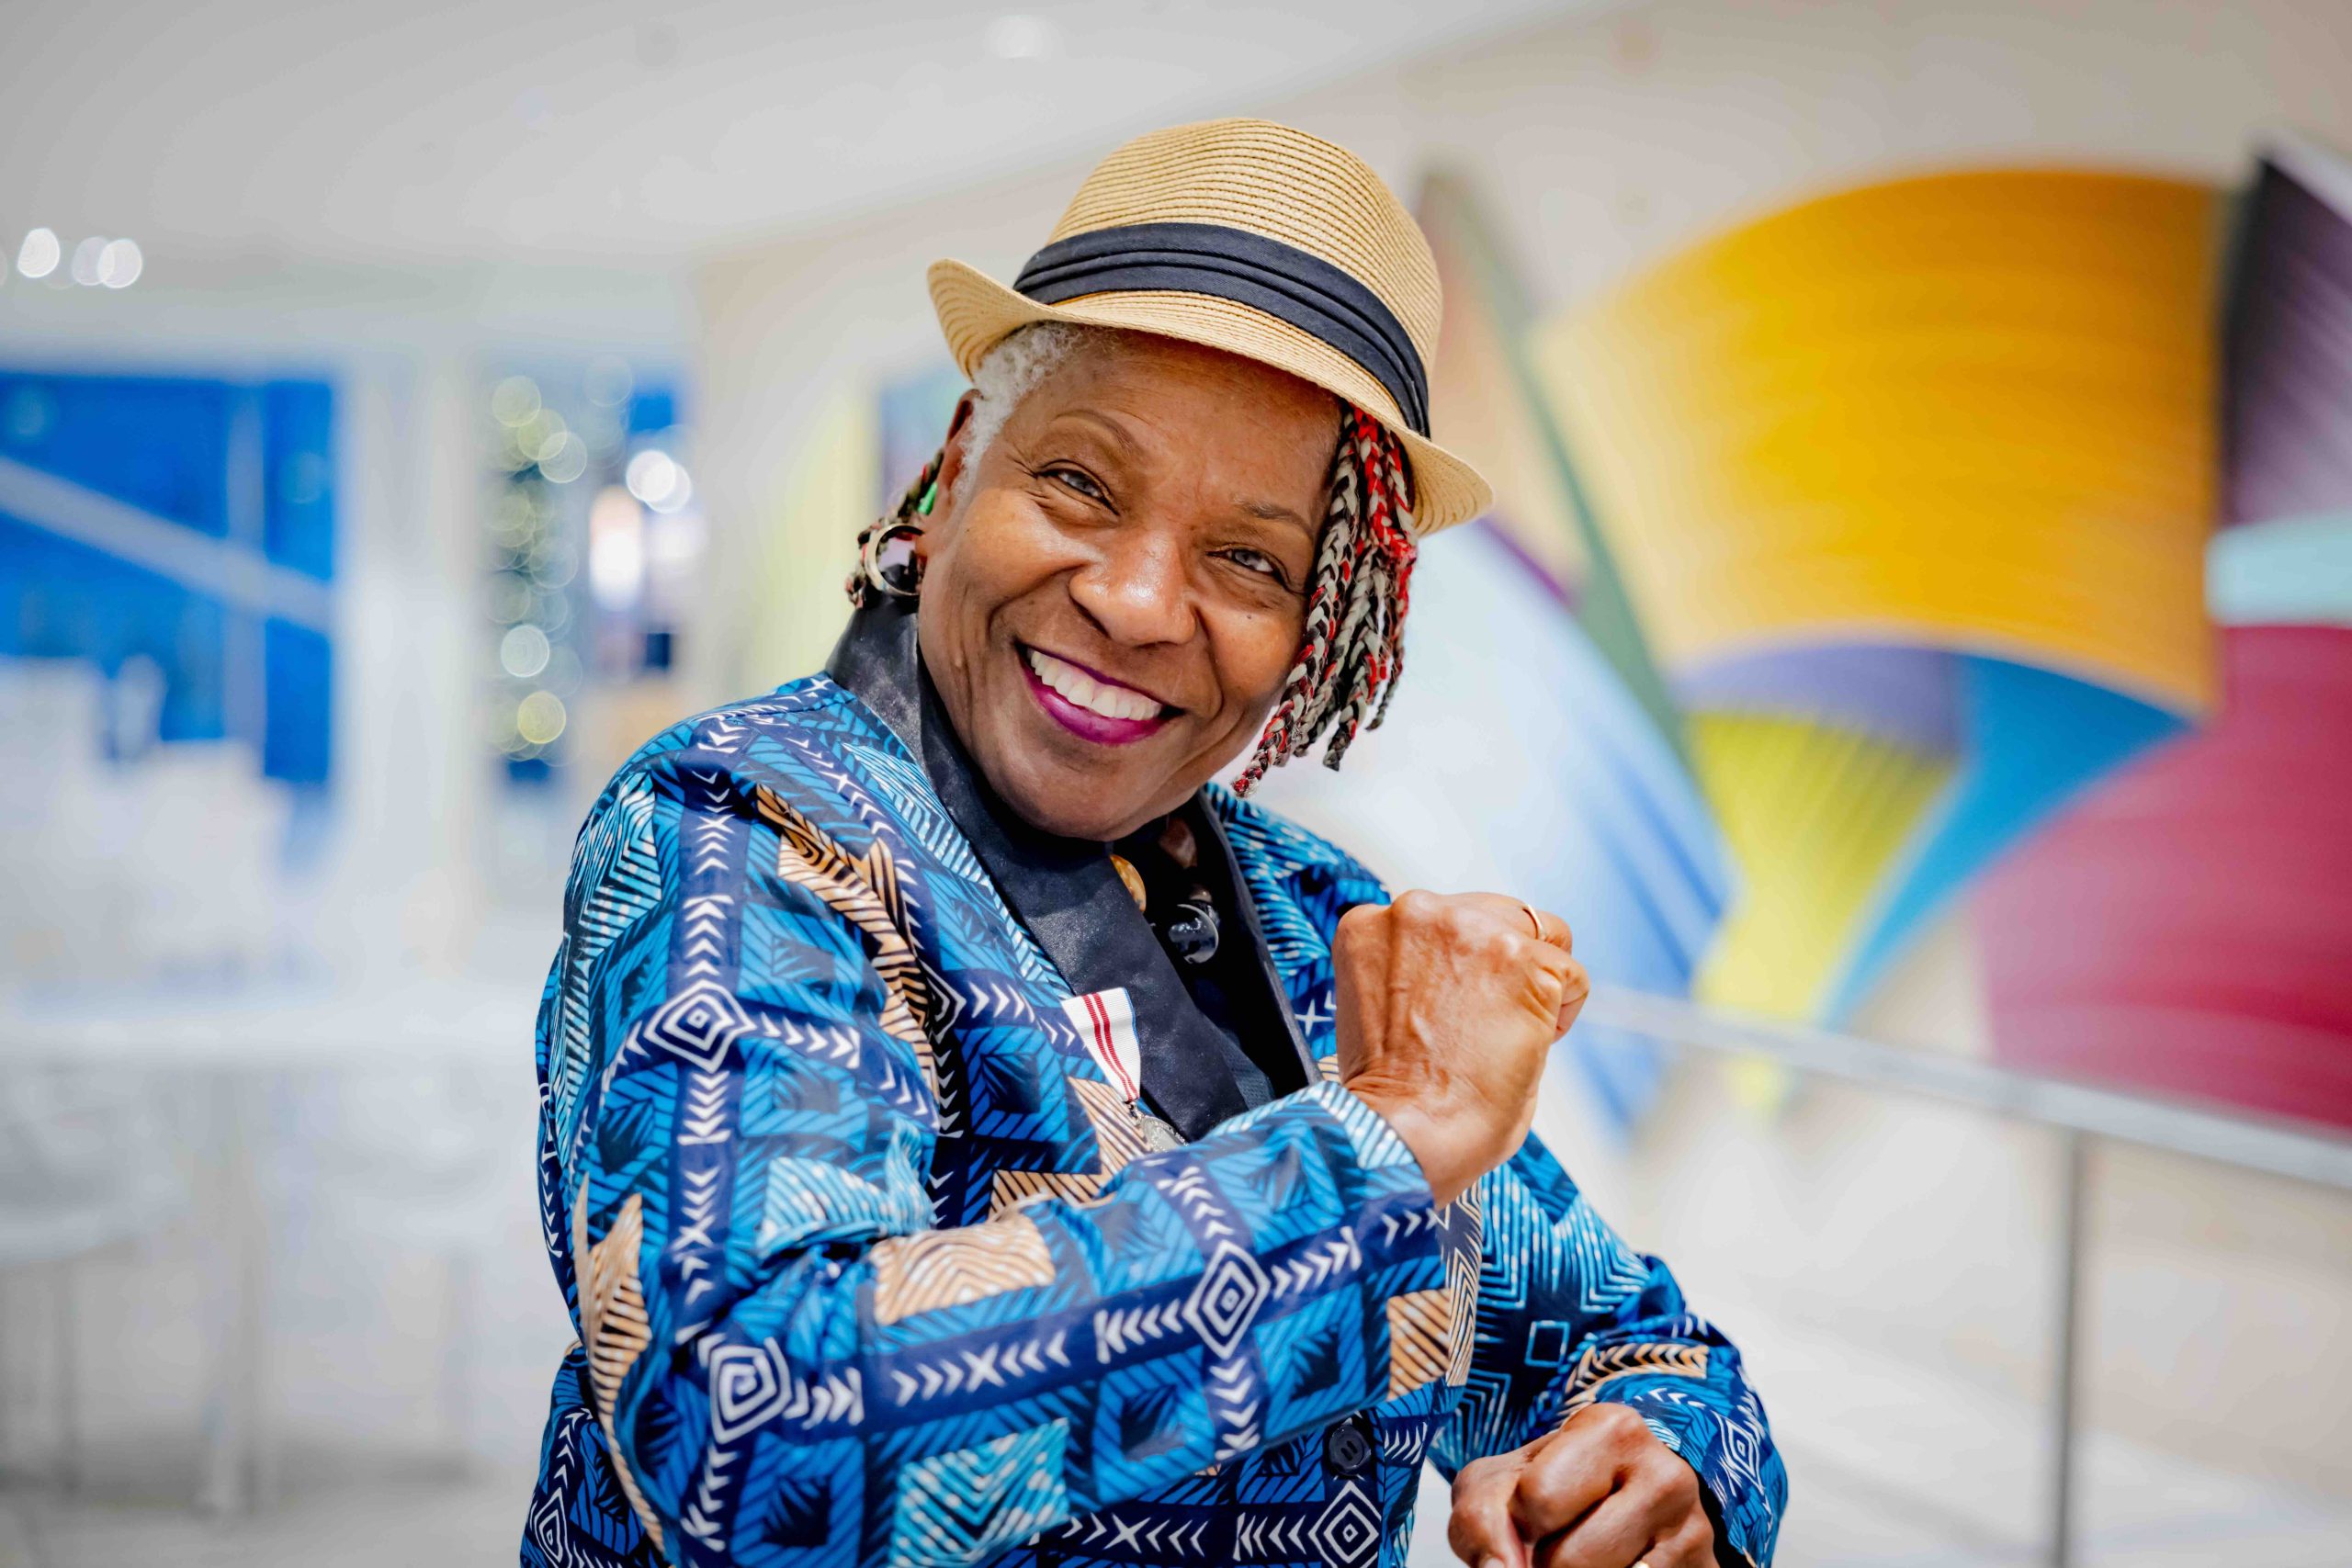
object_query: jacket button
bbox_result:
[1323,1416,1374,1477]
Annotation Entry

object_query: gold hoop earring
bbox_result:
[846,452,944,607]
[847,519,925,606]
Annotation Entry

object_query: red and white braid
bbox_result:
[1233,405,1419,795]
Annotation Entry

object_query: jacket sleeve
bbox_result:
[539,747,1447,1568]
[1427,1134,1787,1567]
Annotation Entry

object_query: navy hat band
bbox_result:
[1012,220,1430,437]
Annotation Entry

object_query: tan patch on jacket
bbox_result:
[573,1188,666,1551]
[988,1167,1108,1217]
[1387,1288,1454,1398]
[1558,1342,1711,1419]
[1387,1190,1484,1397]
[871,1213,1057,1325]
[1444,1190,1482,1386]
[1069,1076,1153,1175]
[754,786,940,1097]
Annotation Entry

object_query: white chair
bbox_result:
[0,1066,188,1493]
[266,1057,528,1477]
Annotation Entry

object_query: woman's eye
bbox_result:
[1222,547,1287,583]
[1046,467,1108,503]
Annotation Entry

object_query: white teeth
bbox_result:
[1025,649,1162,722]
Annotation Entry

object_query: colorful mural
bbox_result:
[1539,167,2221,1028]
[1393,149,2350,1130]
[1513,146,2348,1130]
[1976,141,2352,1126]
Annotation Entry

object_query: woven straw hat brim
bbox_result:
[929,257,1493,534]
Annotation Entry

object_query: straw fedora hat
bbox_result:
[928,118,1492,534]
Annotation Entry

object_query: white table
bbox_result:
[0,976,540,1516]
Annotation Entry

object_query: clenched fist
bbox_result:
[1449,1404,1716,1568]
[1332,891,1588,1205]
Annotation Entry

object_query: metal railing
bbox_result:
[1582,987,2352,1567]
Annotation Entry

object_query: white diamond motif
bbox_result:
[643,979,752,1068]
[1312,1480,1381,1568]
[1182,1241,1272,1360]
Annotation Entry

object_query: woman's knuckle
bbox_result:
[1452,1453,1503,1491]
[1667,1512,1717,1563]
[1515,1458,1573,1516]
[1587,1401,1641,1441]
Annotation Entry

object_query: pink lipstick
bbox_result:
[1019,645,1174,746]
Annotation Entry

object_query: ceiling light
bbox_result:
[17,228,59,280]
[986,14,1060,59]
[96,238,142,288]
[70,237,106,287]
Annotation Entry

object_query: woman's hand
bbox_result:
[1447,1404,1717,1568]
[1332,890,1588,1205]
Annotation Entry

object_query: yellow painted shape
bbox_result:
[1539,170,2221,713]
[1690,711,1953,1022]
[741,388,874,691]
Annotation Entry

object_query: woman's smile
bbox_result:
[1017,643,1178,745]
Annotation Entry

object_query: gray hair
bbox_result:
[961,321,1096,470]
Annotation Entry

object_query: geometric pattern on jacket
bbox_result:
[521,676,1787,1568]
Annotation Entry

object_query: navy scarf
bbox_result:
[825,600,1315,1139]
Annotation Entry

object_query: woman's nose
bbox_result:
[1069,531,1195,646]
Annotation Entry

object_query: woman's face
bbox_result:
[917,333,1338,840]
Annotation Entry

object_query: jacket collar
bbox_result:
[826,600,1311,1139]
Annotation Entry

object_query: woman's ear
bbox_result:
[928,391,984,530]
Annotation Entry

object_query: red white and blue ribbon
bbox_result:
[1060,987,1144,1104]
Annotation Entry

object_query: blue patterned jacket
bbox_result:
[522,647,1785,1568]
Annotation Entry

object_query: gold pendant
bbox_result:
[1109,852,1148,912]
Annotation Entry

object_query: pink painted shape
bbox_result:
[1976,626,2352,1130]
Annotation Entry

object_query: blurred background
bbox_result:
[3,1,2349,1563]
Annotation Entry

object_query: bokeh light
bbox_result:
[16,228,59,279]
[491,375,542,426]
[69,236,106,287]
[96,238,142,288]
[498,623,552,679]
[538,431,588,482]
[625,447,692,513]
[514,690,568,745]
[589,484,647,608]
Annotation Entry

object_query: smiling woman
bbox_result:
[523,118,1785,1568]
